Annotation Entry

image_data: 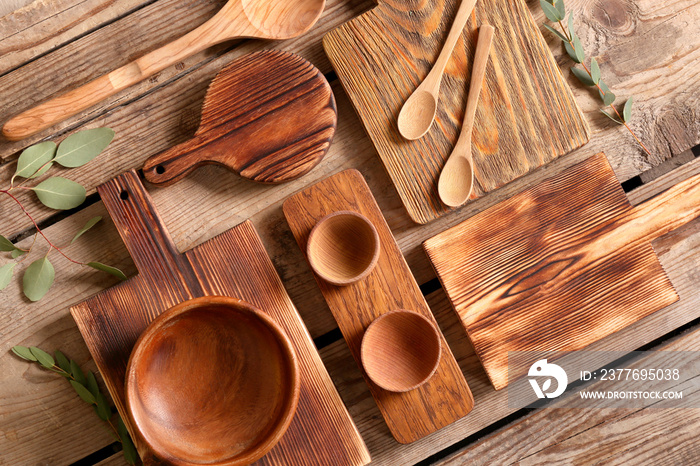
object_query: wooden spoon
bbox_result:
[438,24,494,207]
[2,0,326,141]
[396,0,478,140]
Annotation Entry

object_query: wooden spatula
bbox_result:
[142,50,336,186]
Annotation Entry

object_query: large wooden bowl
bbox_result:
[125,296,300,465]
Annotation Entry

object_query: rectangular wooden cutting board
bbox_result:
[423,153,700,390]
[283,169,474,444]
[70,171,370,466]
[324,0,590,224]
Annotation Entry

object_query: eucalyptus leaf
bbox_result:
[11,249,27,259]
[0,235,15,252]
[55,350,71,373]
[71,359,87,386]
[543,23,567,42]
[590,57,601,84]
[118,417,138,465]
[554,0,566,18]
[571,67,595,86]
[32,177,86,210]
[95,393,112,421]
[602,89,616,106]
[11,345,37,361]
[70,380,96,404]
[540,0,562,22]
[87,262,127,280]
[15,142,56,179]
[71,216,102,244]
[55,128,115,168]
[564,40,579,63]
[600,109,624,124]
[23,257,55,301]
[572,34,585,63]
[86,371,100,398]
[623,97,634,122]
[30,346,55,369]
[0,263,15,290]
[568,12,575,37]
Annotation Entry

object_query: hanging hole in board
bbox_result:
[156,165,165,175]
[120,190,129,201]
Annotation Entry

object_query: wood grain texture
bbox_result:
[423,152,700,390]
[70,171,370,465]
[323,0,590,223]
[436,325,700,466]
[142,50,336,186]
[283,169,474,444]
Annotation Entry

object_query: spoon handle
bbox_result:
[458,24,494,145]
[424,0,478,94]
[2,7,244,141]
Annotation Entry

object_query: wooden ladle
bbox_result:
[396,0,478,140]
[438,24,494,207]
[2,0,326,141]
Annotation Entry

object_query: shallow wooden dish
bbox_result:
[306,210,380,286]
[125,295,300,466]
[361,310,441,392]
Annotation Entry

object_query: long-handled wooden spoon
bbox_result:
[438,24,494,207]
[2,0,326,141]
[396,0,478,140]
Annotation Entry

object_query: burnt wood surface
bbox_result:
[283,169,474,444]
[70,170,370,466]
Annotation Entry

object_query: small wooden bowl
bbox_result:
[306,210,380,286]
[125,296,300,466]
[361,310,442,392]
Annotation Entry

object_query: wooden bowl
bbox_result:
[306,210,380,286]
[360,310,442,392]
[125,296,300,465]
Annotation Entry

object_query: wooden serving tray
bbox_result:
[424,153,700,390]
[70,171,370,466]
[283,169,474,444]
[324,0,590,224]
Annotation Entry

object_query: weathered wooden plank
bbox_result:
[435,325,700,465]
[96,451,130,466]
[0,0,33,18]
[0,0,373,159]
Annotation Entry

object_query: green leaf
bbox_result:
[571,67,595,86]
[15,142,57,179]
[32,177,86,210]
[540,0,562,22]
[11,249,26,259]
[568,12,575,38]
[70,380,96,404]
[55,128,115,168]
[598,82,616,106]
[554,0,566,18]
[564,40,579,63]
[71,216,102,245]
[0,263,15,290]
[55,350,71,373]
[623,96,634,122]
[95,393,112,421]
[87,262,127,280]
[118,417,138,465]
[86,371,100,398]
[70,359,87,386]
[29,346,55,369]
[23,257,55,301]
[543,23,568,42]
[0,235,16,252]
[572,33,585,63]
[590,57,601,84]
[12,345,37,361]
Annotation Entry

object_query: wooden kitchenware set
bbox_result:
[7,0,700,464]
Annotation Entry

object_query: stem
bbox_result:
[0,190,84,265]
[556,20,652,157]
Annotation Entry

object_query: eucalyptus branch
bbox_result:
[0,128,127,301]
[540,0,652,157]
[11,345,138,464]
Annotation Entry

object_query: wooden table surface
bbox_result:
[1,0,699,464]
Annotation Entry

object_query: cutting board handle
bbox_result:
[97,170,194,288]
[628,172,700,242]
[142,138,211,186]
